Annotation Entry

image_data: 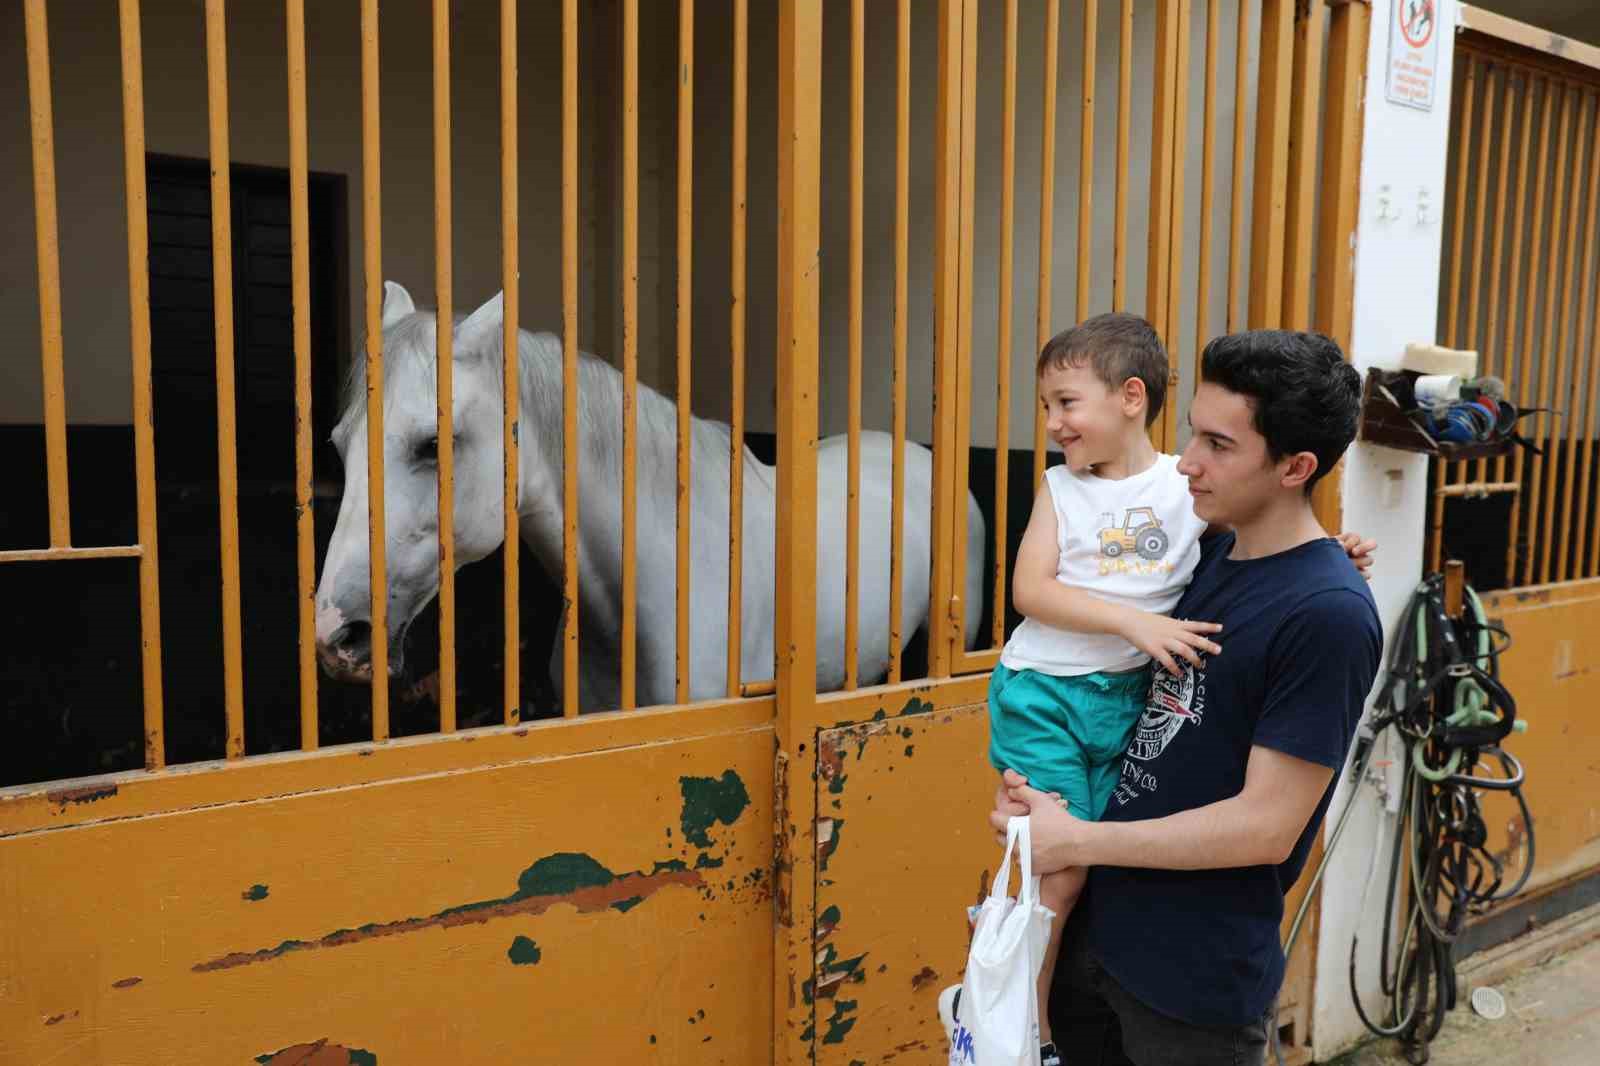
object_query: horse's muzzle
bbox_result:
[318,619,408,682]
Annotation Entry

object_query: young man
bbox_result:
[989,329,1383,1066]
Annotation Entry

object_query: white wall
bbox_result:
[1313,0,1458,1058]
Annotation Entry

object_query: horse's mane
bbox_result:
[333,309,741,497]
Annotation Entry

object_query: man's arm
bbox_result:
[991,747,1334,872]
[1012,481,1221,675]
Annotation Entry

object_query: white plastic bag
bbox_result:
[948,816,1055,1066]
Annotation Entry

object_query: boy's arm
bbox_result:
[1011,481,1221,675]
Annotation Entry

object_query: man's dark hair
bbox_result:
[1037,312,1168,428]
[1198,329,1362,494]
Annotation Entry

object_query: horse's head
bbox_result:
[315,282,513,681]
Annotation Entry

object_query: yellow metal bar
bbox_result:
[432,0,457,734]
[1226,0,1251,332]
[288,0,319,748]
[1569,90,1600,578]
[502,0,521,723]
[889,0,909,684]
[773,0,822,1058]
[1510,82,1556,588]
[23,0,70,549]
[1076,0,1096,320]
[1478,66,1514,487]
[622,0,639,710]
[359,0,389,740]
[993,0,1018,649]
[677,0,696,703]
[845,0,863,689]
[564,0,581,717]
[1542,92,1587,585]
[1436,481,1521,498]
[1314,0,1369,355]
[1499,76,1537,571]
[727,0,748,699]
[1523,84,1571,587]
[1250,0,1294,329]
[1445,58,1474,350]
[1162,0,1191,442]
[1113,0,1132,311]
[1034,0,1060,488]
[949,0,979,666]
[206,0,247,759]
[1283,0,1325,330]
[1193,0,1219,367]
[0,545,143,564]
[117,0,166,770]
[1147,0,1178,351]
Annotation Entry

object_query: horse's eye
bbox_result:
[413,436,439,464]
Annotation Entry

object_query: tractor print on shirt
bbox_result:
[1097,507,1172,574]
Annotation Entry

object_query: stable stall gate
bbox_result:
[1,2,1366,1063]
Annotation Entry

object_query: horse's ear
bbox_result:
[455,291,505,355]
[382,281,416,329]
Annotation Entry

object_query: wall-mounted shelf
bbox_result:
[1357,368,1512,461]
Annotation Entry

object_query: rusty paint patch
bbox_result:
[44,1010,78,1026]
[243,883,270,902]
[814,944,868,1001]
[47,783,117,809]
[507,935,542,965]
[817,817,845,870]
[255,1038,378,1065]
[882,1037,932,1061]
[194,855,701,973]
[679,770,751,848]
[111,976,142,989]
[819,735,848,794]
[911,965,938,991]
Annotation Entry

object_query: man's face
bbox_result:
[1038,361,1137,472]
[1177,382,1290,526]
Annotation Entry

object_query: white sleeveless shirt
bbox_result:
[1000,453,1208,676]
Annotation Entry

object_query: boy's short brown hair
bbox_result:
[1036,312,1169,427]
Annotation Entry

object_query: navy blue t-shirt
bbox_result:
[1085,532,1382,1027]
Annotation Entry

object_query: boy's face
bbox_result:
[1177,382,1292,525]
[1038,361,1143,472]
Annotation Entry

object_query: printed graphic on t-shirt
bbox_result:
[1111,657,1207,806]
[1095,506,1178,577]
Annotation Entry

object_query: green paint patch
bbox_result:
[904,744,915,757]
[507,935,542,965]
[872,709,887,721]
[256,1040,377,1065]
[818,904,842,927]
[242,884,269,902]
[899,697,934,717]
[611,896,645,913]
[822,999,859,1044]
[517,852,616,898]
[694,852,724,870]
[679,770,751,848]
[652,858,690,874]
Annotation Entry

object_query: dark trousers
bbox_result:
[1048,911,1274,1066]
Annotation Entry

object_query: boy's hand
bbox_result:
[1337,531,1377,580]
[1121,612,1222,676]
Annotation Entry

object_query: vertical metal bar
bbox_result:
[1500,75,1538,578]
[118,0,167,769]
[1314,0,1370,355]
[206,0,248,757]
[1541,91,1586,585]
[1558,92,1600,581]
[1162,0,1191,453]
[1523,84,1571,587]
[563,0,582,716]
[358,0,389,740]
[1431,57,1474,573]
[1477,66,1514,488]
[1282,0,1324,330]
[621,0,639,709]
[993,0,1017,649]
[1250,0,1294,329]
[502,0,521,722]
[773,0,822,1059]
[727,0,748,698]
[845,0,863,689]
[23,0,71,549]
[1510,82,1557,588]
[1076,0,1096,320]
[1193,0,1219,378]
[676,0,696,702]
[288,0,319,747]
[1034,0,1060,489]
[949,0,979,666]
[889,0,909,683]
[1113,0,1132,311]
[1147,0,1178,355]
[1226,0,1251,333]
[432,0,457,733]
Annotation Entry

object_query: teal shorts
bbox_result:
[987,662,1152,823]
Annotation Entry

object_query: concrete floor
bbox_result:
[1328,934,1600,1066]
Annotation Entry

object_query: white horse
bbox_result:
[314,282,985,711]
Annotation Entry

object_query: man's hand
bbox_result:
[987,770,1093,873]
[1119,612,1222,676]
[1337,531,1377,581]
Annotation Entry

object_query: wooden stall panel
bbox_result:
[809,698,995,1064]
[0,728,774,1065]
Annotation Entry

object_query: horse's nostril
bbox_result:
[328,620,373,660]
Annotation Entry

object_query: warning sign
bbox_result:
[1387,0,1440,111]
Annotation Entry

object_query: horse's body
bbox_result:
[314,283,985,710]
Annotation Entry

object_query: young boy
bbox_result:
[944,314,1368,1066]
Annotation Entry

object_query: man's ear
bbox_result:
[1280,451,1319,491]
